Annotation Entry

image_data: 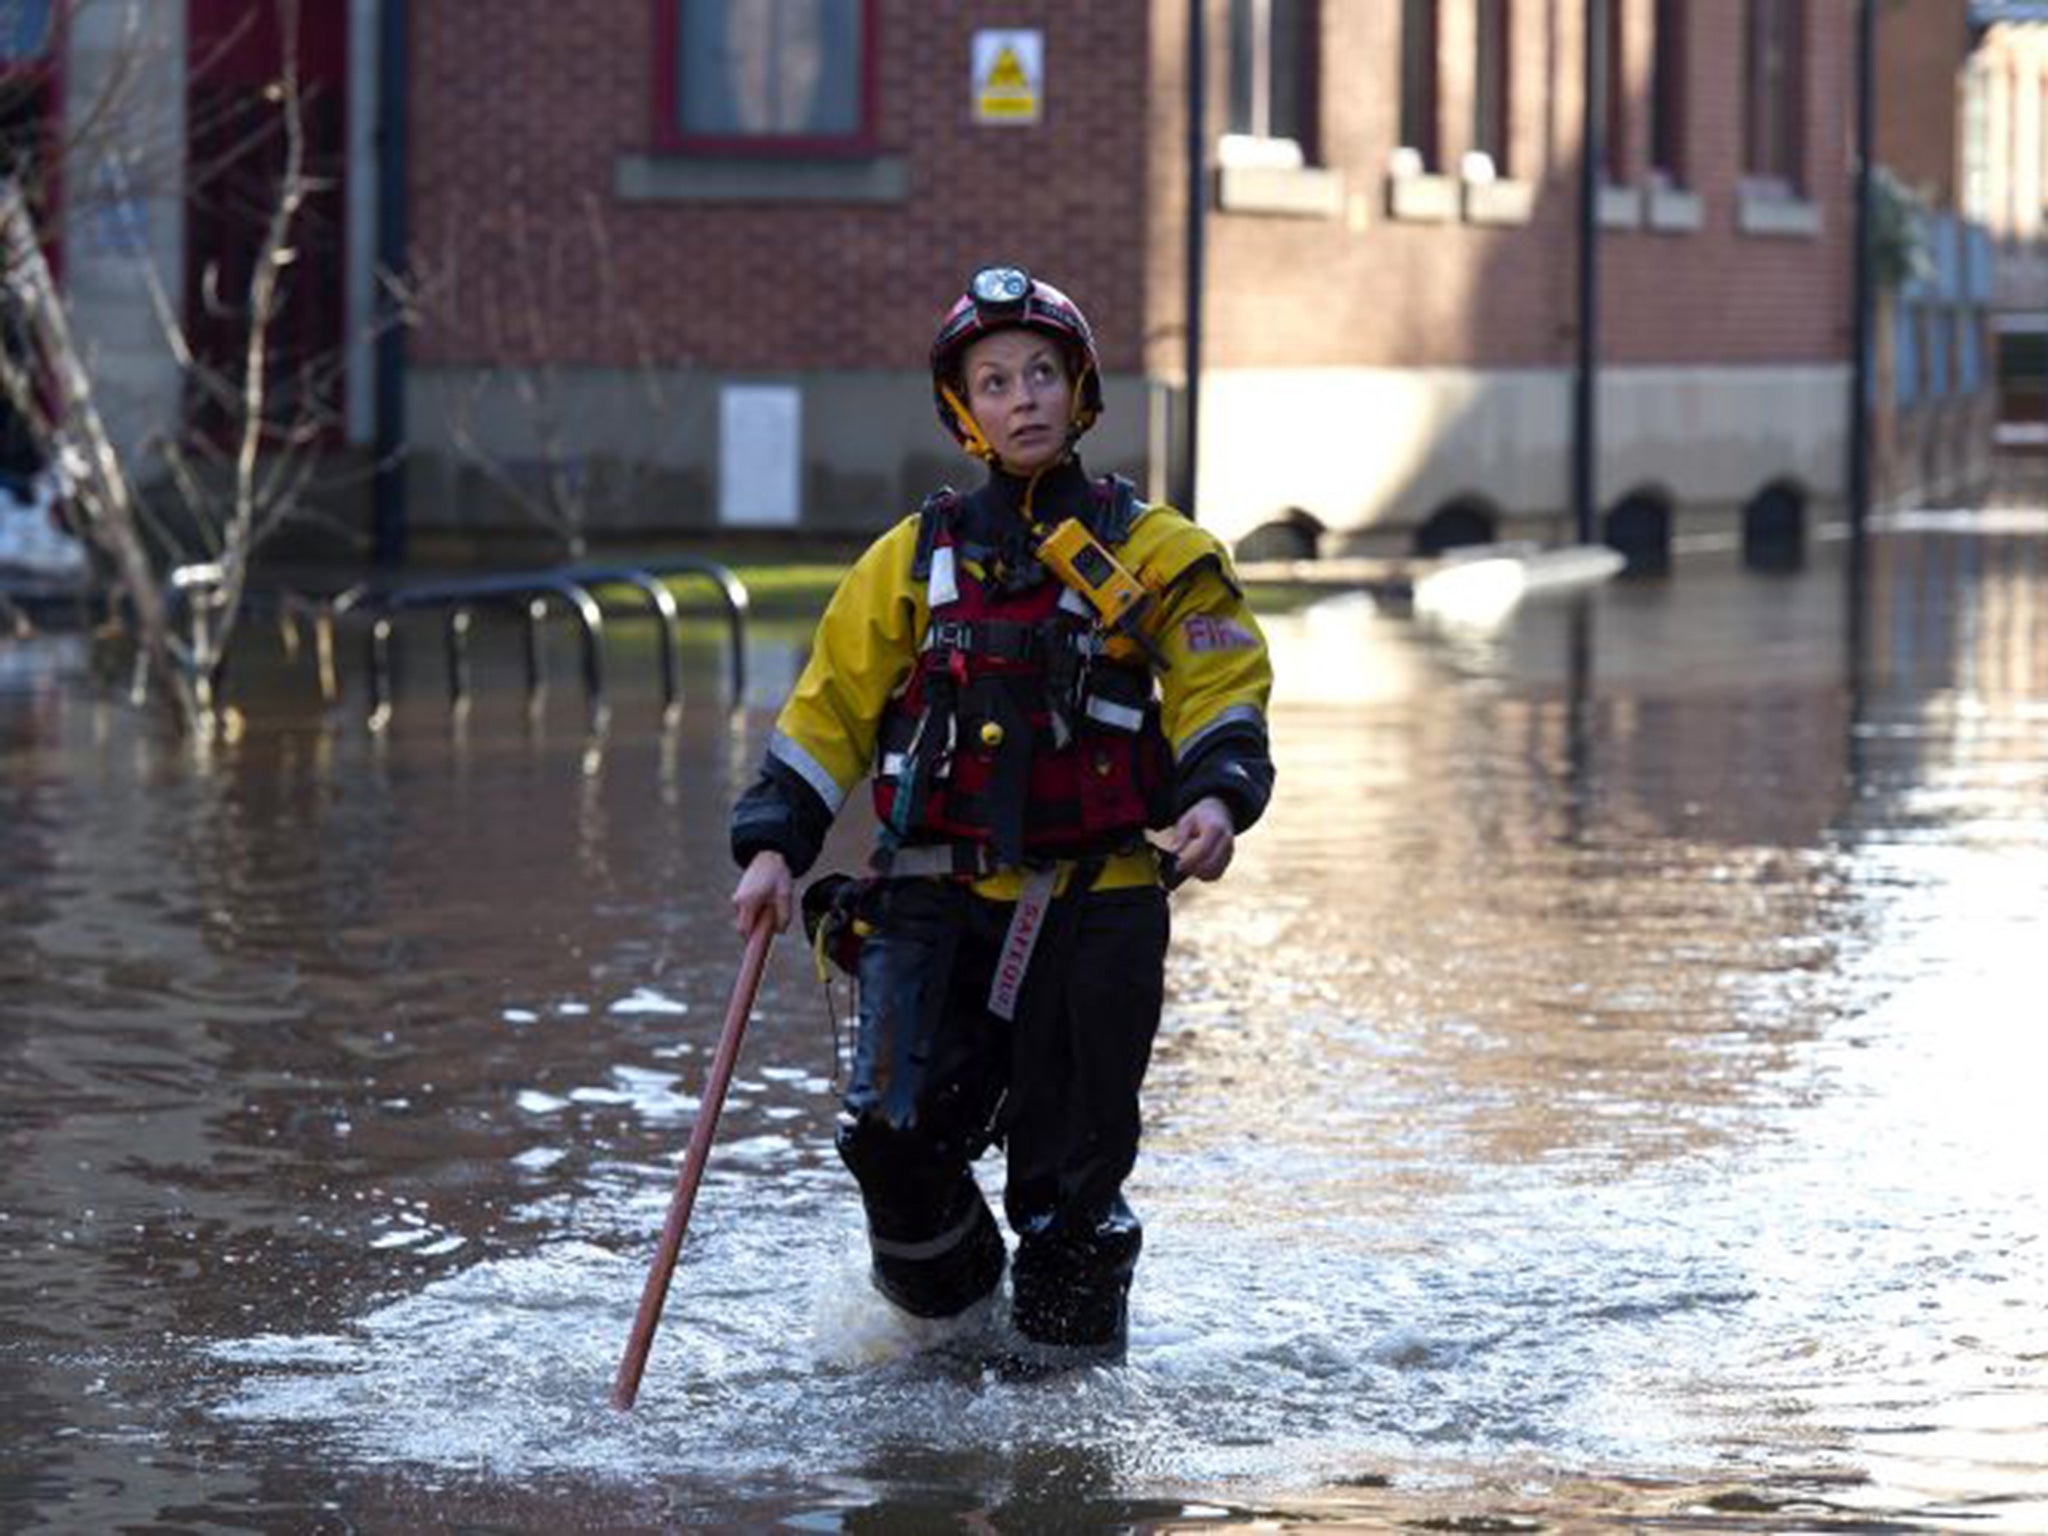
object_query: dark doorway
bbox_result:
[1742,481,1806,572]
[1605,489,1672,575]
[184,0,349,444]
[1414,499,1498,556]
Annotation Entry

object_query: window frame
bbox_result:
[1222,0,1319,167]
[1742,0,1805,195]
[1648,0,1686,187]
[1602,0,1626,185]
[650,0,880,159]
[1472,0,1510,178]
[1398,0,1440,170]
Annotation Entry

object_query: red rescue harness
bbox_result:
[871,486,1172,867]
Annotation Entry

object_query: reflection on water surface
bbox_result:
[3,527,2045,1532]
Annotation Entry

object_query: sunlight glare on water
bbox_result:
[4,527,2047,1531]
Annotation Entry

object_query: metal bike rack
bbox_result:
[147,556,749,729]
[344,573,608,731]
[624,557,750,702]
[555,564,685,718]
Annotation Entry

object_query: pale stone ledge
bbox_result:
[1598,183,1643,230]
[1737,188,1823,238]
[1463,177,1535,226]
[1216,162,1345,219]
[1387,171,1459,223]
[615,154,910,204]
[1647,185,1704,233]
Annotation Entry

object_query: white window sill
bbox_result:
[615,153,910,203]
[1647,184,1704,232]
[1217,133,1305,171]
[1462,177,1535,226]
[1386,171,1459,223]
[1598,183,1643,230]
[1216,161,1344,219]
[1737,187,1822,238]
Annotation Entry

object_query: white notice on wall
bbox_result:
[718,384,801,527]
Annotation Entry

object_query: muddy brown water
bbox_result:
[3,521,2045,1532]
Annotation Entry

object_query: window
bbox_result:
[0,0,53,60]
[1961,61,1990,223]
[1399,0,1439,169]
[1472,0,1509,176]
[1894,300,1919,409]
[1602,0,1626,183]
[1743,0,1803,191]
[1649,0,1685,184]
[658,0,872,153]
[1225,0,1312,166]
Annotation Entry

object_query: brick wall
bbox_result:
[1167,0,1853,374]
[1876,0,1969,205]
[407,1,1154,374]
[397,0,1865,543]
[411,2,1854,383]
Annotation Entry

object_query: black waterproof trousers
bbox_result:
[835,874,1169,1354]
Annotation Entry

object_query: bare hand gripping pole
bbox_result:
[611,914,776,1410]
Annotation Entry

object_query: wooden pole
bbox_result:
[610,915,776,1410]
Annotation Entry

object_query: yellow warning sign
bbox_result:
[986,47,1029,92]
[973,28,1042,126]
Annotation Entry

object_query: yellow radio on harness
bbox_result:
[1035,517,1170,670]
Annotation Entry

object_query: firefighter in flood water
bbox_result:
[729,265,1274,1370]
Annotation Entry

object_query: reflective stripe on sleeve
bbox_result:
[1175,702,1266,763]
[768,730,848,813]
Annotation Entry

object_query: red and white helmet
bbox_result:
[930,265,1104,459]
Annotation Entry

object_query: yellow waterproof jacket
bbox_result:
[732,477,1274,897]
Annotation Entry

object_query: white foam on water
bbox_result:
[607,987,690,1017]
[806,1258,998,1371]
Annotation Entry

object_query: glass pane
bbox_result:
[1744,0,1765,174]
[1474,0,1506,168]
[1895,302,1918,409]
[1400,0,1437,160]
[1227,0,1256,137]
[1270,0,1303,145]
[1650,0,1681,176]
[1750,0,1798,181]
[678,0,863,139]
[1999,330,2048,381]
[0,0,52,61]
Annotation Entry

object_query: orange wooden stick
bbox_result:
[611,914,775,1410]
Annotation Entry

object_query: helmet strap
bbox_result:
[1069,362,1097,435]
[939,381,999,463]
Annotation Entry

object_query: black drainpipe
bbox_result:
[1847,0,1875,543]
[1571,0,1604,548]
[1180,0,1206,517]
[372,0,409,569]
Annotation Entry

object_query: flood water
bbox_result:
[3,515,2046,1533]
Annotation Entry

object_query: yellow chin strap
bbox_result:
[939,382,999,463]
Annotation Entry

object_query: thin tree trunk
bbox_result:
[0,176,196,725]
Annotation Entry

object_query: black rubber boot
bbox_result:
[866,1188,1008,1320]
[1007,1197,1142,1367]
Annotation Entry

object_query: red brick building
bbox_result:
[1964,4,2048,445]
[1868,0,1995,502]
[37,2,1895,561]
